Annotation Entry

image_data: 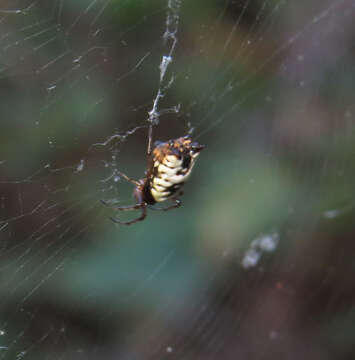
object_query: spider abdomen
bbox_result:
[150,159,184,202]
[149,152,197,203]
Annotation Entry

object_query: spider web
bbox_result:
[0,0,354,359]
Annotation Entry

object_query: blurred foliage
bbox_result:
[0,0,354,359]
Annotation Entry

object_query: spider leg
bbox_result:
[101,200,143,211]
[148,198,181,211]
[116,171,140,186]
[104,188,147,225]
[110,204,147,225]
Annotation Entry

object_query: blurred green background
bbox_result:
[0,0,354,359]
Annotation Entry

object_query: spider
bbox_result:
[101,135,204,225]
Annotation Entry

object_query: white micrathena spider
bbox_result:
[102,135,204,225]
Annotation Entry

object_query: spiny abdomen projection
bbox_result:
[150,153,197,203]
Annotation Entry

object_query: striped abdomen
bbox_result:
[149,153,197,203]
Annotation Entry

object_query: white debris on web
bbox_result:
[323,201,355,219]
[241,232,280,269]
[323,209,341,219]
[75,160,85,173]
[166,346,174,353]
[0,1,37,15]
[91,127,144,149]
[163,0,181,48]
[160,55,172,82]
[147,0,181,130]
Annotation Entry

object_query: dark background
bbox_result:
[0,0,354,359]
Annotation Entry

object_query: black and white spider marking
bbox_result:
[102,135,204,225]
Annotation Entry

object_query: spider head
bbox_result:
[177,135,204,157]
[153,136,204,162]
